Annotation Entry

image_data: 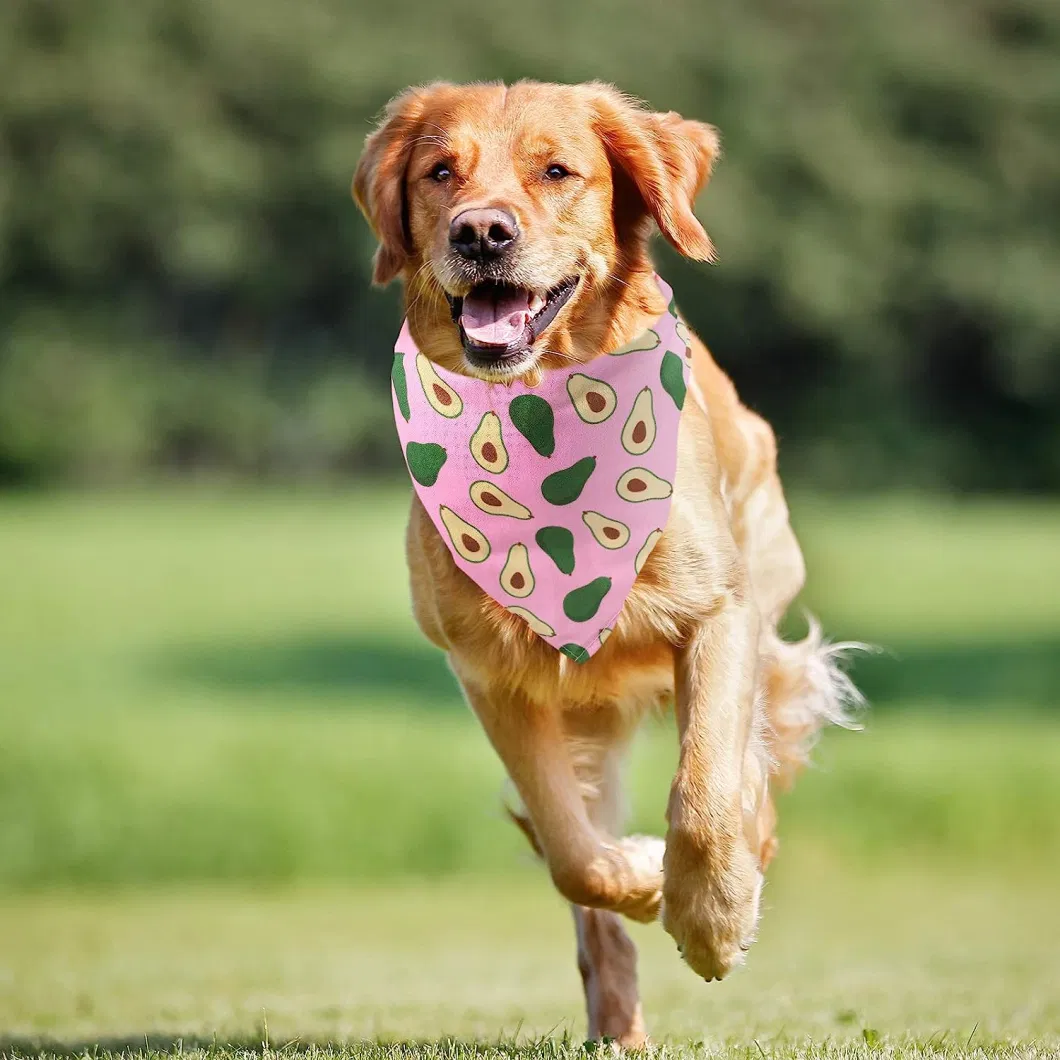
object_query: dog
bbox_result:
[353,80,859,1047]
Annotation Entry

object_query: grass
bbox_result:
[2,869,1058,1055]
[1,486,1059,1057]
[2,486,1058,885]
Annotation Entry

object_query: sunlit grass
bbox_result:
[2,868,1057,1055]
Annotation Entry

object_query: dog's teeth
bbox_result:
[529,294,545,314]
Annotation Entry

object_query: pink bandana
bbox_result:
[392,277,691,662]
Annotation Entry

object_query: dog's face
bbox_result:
[354,81,719,379]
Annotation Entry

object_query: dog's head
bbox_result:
[353,81,719,378]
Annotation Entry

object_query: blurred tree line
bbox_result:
[0,0,1057,489]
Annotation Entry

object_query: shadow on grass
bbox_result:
[0,1037,233,1058]
[0,1036,587,1059]
[854,636,1060,708]
[156,634,464,709]
[156,630,1060,711]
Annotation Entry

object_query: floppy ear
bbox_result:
[352,86,439,285]
[586,84,720,262]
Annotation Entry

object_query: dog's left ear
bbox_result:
[585,84,720,262]
[353,85,442,285]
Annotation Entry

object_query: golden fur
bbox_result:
[353,80,859,1047]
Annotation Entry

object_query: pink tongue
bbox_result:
[461,288,532,347]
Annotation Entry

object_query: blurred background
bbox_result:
[1,0,1059,1049]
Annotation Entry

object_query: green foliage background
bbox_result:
[1,0,1058,488]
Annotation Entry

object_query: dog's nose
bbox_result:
[449,208,519,262]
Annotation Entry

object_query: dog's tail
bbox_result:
[760,616,867,790]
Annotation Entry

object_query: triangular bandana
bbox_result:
[392,276,691,662]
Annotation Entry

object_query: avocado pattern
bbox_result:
[635,529,663,574]
[416,354,463,418]
[675,317,691,349]
[617,467,673,502]
[567,373,617,424]
[610,329,660,356]
[500,544,534,598]
[507,605,555,638]
[392,356,410,421]
[541,456,596,506]
[509,394,555,456]
[439,506,490,563]
[470,481,532,520]
[470,412,508,474]
[621,387,656,455]
[535,525,576,575]
[582,510,630,550]
[563,577,612,623]
[391,277,688,662]
[405,441,447,487]
[660,350,687,410]
[560,644,591,663]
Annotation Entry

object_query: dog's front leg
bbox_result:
[662,585,764,981]
[454,667,664,923]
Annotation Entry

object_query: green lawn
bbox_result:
[1,487,1058,1057]
[2,867,1058,1055]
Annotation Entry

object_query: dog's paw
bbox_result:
[661,839,763,981]
[619,834,665,880]
[615,834,665,923]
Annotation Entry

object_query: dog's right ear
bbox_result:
[353,86,439,286]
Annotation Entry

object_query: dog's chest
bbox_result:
[557,634,677,721]
[609,660,676,718]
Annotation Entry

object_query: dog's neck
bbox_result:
[403,254,667,382]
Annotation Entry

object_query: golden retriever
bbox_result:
[353,80,859,1047]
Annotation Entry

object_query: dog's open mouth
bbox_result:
[446,277,579,366]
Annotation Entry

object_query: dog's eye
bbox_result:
[428,162,452,182]
[544,163,570,181]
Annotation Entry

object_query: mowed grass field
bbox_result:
[1,486,1059,1059]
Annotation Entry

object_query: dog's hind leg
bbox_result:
[573,905,645,1047]
[511,802,647,1047]
[569,718,649,1047]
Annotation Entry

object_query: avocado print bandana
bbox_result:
[392,276,691,662]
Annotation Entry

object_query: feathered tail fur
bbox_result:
[759,617,867,790]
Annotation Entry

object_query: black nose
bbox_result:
[449,208,519,262]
